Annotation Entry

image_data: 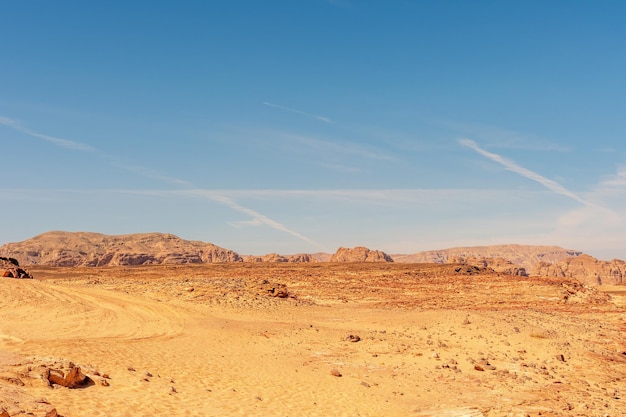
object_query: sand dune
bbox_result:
[1,264,625,416]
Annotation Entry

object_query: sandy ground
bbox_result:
[0,263,625,417]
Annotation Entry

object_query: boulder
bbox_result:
[45,366,88,388]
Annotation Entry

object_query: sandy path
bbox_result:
[0,267,625,417]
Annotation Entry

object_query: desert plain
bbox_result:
[0,263,625,417]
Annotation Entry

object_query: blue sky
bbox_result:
[2,1,626,259]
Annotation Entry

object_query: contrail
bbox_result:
[206,194,326,250]
[262,101,332,123]
[1,115,323,249]
[459,138,595,207]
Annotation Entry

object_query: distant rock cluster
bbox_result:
[243,253,316,263]
[446,256,528,276]
[0,257,32,279]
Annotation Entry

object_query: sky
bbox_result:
[2,1,626,259]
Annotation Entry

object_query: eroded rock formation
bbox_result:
[329,246,393,262]
[447,256,528,276]
[533,254,626,286]
[0,257,32,279]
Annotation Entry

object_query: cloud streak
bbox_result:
[203,193,326,250]
[459,138,594,207]
[263,101,332,123]
[286,134,395,161]
[0,116,96,152]
[2,115,323,249]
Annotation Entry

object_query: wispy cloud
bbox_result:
[202,193,326,250]
[0,116,96,152]
[459,138,594,207]
[263,101,332,124]
[287,134,395,161]
[2,115,323,249]
[444,121,568,152]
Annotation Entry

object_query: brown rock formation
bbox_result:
[0,231,242,266]
[0,257,32,279]
[447,256,528,276]
[329,246,393,262]
[46,366,88,388]
[534,254,626,286]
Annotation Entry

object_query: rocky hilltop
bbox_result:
[534,254,626,286]
[392,244,581,271]
[329,246,393,262]
[0,231,242,266]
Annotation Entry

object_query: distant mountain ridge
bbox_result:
[392,244,582,272]
[3,232,624,287]
[0,231,242,266]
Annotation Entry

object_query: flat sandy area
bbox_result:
[0,263,624,416]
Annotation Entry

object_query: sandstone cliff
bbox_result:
[329,246,393,262]
[0,231,242,266]
[392,244,581,271]
[533,254,626,286]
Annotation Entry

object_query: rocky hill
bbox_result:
[329,246,393,262]
[0,231,242,266]
[243,253,316,263]
[534,254,626,286]
[392,244,581,271]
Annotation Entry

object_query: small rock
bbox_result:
[145,371,153,377]
[360,381,371,387]
[556,354,566,362]
[346,334,361,342]
[474,364,485,371]
[127,367,136,372]
[0,409,8,417]
[330,369,342,377]
[100,379,110,387]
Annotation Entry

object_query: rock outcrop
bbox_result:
[534,254,626,286]
[0,231,242,266]
[392,244,581,271]
[0,257,32,279]
[329,247,393,263]
[243,253,316,263]
[447,256,528,276]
